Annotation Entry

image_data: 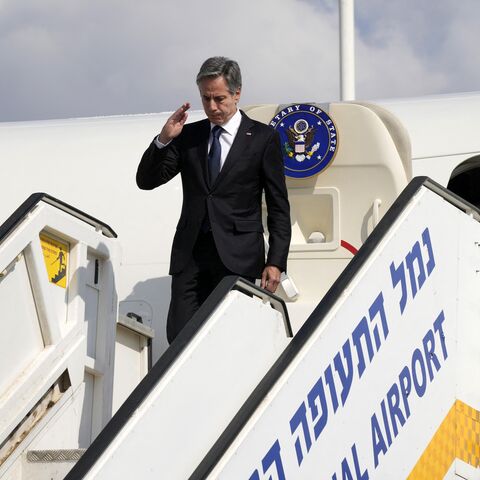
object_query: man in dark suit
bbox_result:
[137,57,291,342]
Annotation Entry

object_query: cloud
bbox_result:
[355,0,480,98]
[0,0,478,121]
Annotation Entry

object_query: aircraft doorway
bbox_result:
[447,155,480,209]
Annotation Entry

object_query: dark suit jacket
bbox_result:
[136,111,291,278]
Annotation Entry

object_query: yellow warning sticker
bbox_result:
[40,233,69,288]
[408,399,480,479]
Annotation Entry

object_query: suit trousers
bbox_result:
[166,230,254,343]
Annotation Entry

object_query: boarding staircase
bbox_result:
[1,178,480,479]
[0,194,152,480]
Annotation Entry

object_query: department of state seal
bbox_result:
[269,104,338,178]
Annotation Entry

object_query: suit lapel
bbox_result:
[192,119,210,189]
[212,112,255,189]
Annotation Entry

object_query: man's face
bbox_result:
[198,76,241,125]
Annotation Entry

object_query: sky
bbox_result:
[0,0,479,122]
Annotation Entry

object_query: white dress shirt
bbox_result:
[154,109,242,170]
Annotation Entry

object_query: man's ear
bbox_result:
[234,88,241,104]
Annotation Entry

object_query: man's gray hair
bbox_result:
[196,56,242,94]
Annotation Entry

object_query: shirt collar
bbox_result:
[210,109,242,136]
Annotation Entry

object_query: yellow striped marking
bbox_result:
[408,400,480,479]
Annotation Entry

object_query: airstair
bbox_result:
[67,178,480,480]
[1,178,480,480]
[189,177,480,480]
[0,194,151,480]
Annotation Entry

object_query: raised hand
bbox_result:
[159,102,191,144]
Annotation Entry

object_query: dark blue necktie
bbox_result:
[208,125,223,184]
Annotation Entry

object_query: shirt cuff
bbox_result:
[153,135,171,149]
